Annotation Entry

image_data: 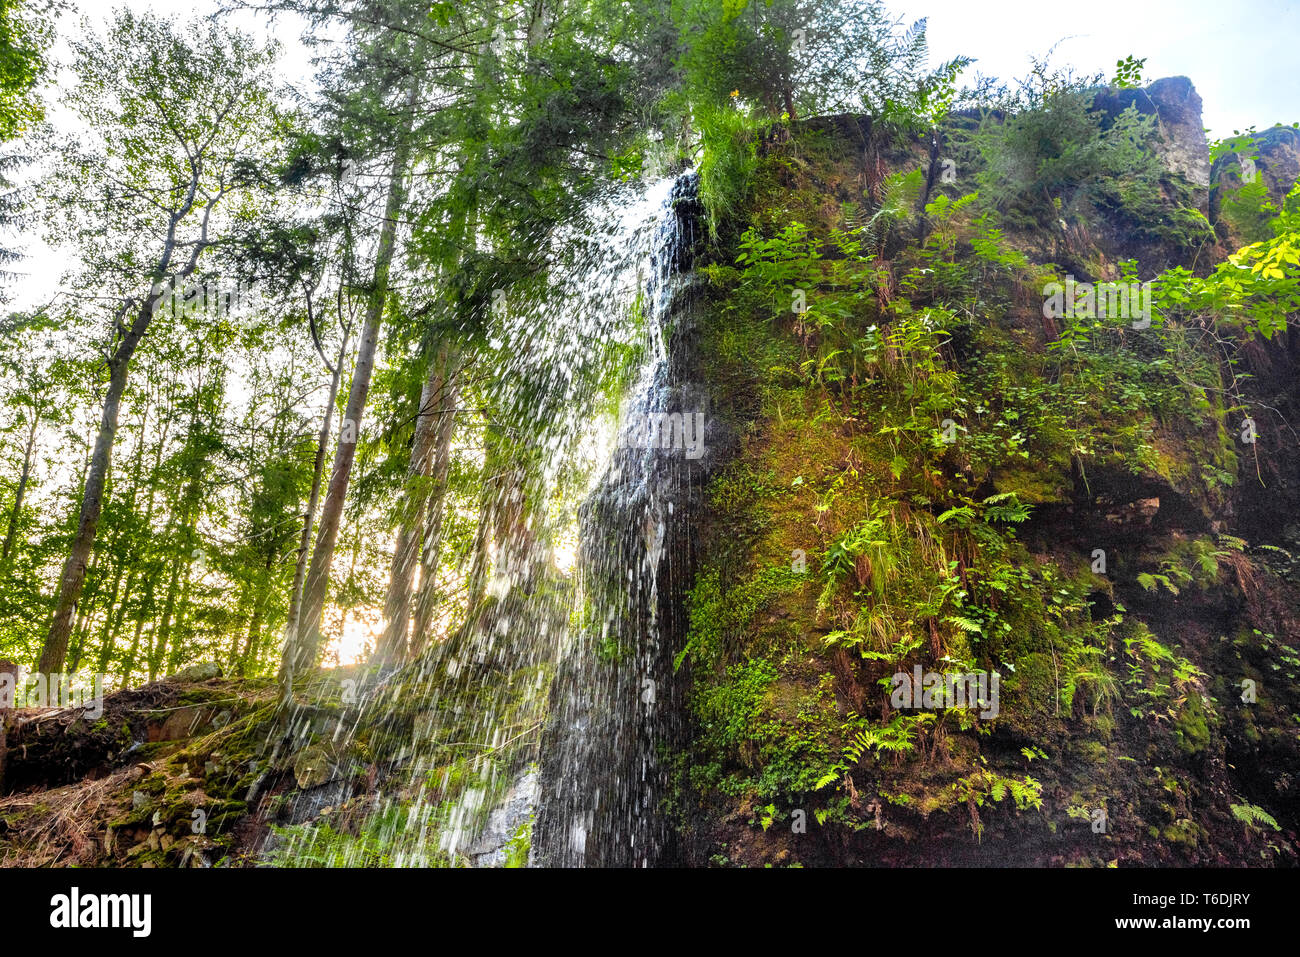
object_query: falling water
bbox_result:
[266,171,709,867]
[534,173,708,867]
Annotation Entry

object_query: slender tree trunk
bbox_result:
[375,353,452,665]
[98,565,136,673]
[241,603,265,677]
[410,348,460,657]
[68,605,93,673]
[0,414,38,569]
[227,584,254,672]
[38,352,137,674]
[71,612,97,671]
[92,396,149,675]
[165,567,196,675]
[284,334,347,655]
[122,594,149,683]
[0,660,15,794]
[282,82,420,683]
[239,551,275,676]
[65,542,104,672]
[81,563,123,674]
[149,551,185,682]
[110,411,166,681]
[153,397,209,680]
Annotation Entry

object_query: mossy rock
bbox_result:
[292,743,339,790]
[1173,691,1211,755]
[167,662,223,682]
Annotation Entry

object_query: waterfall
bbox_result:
[534,173,708,867]
[267,171,708,867]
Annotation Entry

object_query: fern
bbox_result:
[814,771,842,791]
[937,505,975,525]
[1230,803,1280,832]
[1137,571,1179,596]
[945,614,983,635]
[982,492,1031,524]
[858,168,924,249]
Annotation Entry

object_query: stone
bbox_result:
[463,768,539,867]
[150,706,203,742]
[292,743,337,790]
[1092,76,1210,211]
[1147,76,1211,190]
[167,661,222,683]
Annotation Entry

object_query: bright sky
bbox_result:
[895,0,1299,136]
[82,0,1300,134]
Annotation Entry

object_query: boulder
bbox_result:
[167,662,222,683]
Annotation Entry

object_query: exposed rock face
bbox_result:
[534,174,713,867]
[1255,126,1300,204]
[291,742,337,790]
[464,768,537,866]
[1093,76,1210,198]
[1146,77,1212,192]
[1211,124,1300,243]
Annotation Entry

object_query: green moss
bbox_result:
[1173,691,1211,756]
[677,563,806,673]
[1161,818,1201,848]
[1074,740,1110,765]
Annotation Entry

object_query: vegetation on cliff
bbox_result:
[0,0,1297,869]
[675,60,1300,865]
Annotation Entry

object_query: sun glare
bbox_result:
[323,609,382,667]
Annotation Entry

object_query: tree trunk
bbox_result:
[65,541,102,673]
[149,550,185,682]
[410,347,460,657]
[375,350,449,665]
[164,563,196,675]
[98,565,137,673]
[92,396,149,676]
[108,408,165,681]
[80,562,123,674]
[38,351,137,674]
[282,82,420,683]
[283,334,347,655]
[152,397,210,681]
[239,550,276,676]
[121,596,149,684]
[0,659,15,794]
[0,414,38,569]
